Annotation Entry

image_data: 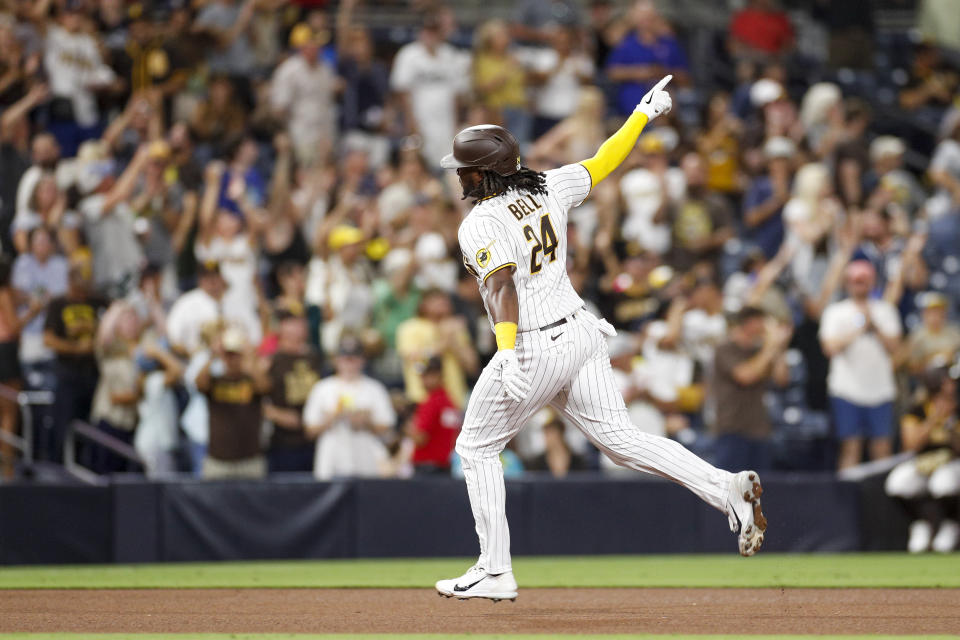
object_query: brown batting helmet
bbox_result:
[440,125,520,176]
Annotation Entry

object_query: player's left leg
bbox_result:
[436,377,544,600]
[550,335,766,556]
[438,325,593,600]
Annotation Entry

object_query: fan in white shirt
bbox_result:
[303,336,396,480]
[270,24,339,165]
[819,260,901,469]
[193,163,264,347]
[305,225,375,354]
[926,123,960,219]
[44,14,116,128]
[166,261,260,356]
[390,19,470,169]
[15,134,71,224]
[619,130,684,255]
[166,262,227,357]
[524,27,595,125]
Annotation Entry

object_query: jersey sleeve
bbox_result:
[458,214,520,285]
[545,163,593,210]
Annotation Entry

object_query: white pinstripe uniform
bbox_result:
[457,163,735,574]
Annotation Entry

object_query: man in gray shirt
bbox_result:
[193,0,257,78]
[11,227,68,370]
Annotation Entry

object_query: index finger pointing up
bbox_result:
[652,74,673,93]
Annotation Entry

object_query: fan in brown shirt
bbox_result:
[197,326,271,479]
[264,312,324,473]
[709,307,791,471]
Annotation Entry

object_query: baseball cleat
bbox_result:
[727,470,767,556]
[435,564,518,601]
[907,520,933,553]
[931,520,959,553]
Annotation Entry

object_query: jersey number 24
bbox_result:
[523,213,559,274]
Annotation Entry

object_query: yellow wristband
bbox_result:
[494,321,518,351]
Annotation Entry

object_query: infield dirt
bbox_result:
[1,588,957,635]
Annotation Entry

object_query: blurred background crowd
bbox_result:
[1,0,959,489]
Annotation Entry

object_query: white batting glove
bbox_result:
[634,74,673,121]
[596,317,617,337]
[489,349,531,403]
[581,310,617,337]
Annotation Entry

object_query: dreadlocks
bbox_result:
[464,167,548,203]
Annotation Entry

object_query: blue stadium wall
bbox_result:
[0,474,906,564]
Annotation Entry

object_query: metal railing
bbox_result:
[63,420,145,485]
[0,384,54,469]
[1,383,145,484]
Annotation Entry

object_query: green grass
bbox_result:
[0,636,958,640]
[1,553,959,590]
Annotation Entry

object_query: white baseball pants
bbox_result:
[456,310,734,574]
[886,458,960,499]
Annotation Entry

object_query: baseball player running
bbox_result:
[435,76,766,602]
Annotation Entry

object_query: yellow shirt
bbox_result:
[396,317,469,407]
[473,53,526,110]
[704,136,739,193]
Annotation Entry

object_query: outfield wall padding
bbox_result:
[0,484,113,564]
[160,480,356,561]
[0,473,896,564]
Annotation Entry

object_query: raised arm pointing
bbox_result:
[580,74,673,188]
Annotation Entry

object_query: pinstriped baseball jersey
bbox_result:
[459,163,593,331]
[452,163,737,578]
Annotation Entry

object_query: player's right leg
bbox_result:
[550,337,766,556]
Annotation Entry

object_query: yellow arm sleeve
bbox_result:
[494,321,518,351]
[580,111,649,188]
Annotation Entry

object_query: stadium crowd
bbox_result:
[0,0,959,544]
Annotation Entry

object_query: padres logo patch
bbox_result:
[476,246,491,269]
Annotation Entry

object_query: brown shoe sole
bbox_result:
[740,472,767,556]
